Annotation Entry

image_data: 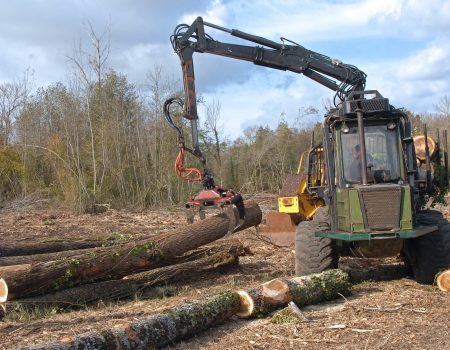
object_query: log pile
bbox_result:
[0,203,261,301]
[0,204,261,320]
[5,242,246,313]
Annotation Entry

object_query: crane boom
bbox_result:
[171,16,366,123]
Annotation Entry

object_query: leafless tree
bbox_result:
[0,71,31,145]
[435,95,450,117]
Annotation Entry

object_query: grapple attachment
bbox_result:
[185,187,245,234]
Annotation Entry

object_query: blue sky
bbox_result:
[0,0,449,138]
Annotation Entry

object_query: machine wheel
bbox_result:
[401,210,450,284]
[295,206,339,276]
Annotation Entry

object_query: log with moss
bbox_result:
[2,203,261,300]
[17,269,351,350]
[236,269,351,317]
[5,242,245,312]
[17,290,242,350]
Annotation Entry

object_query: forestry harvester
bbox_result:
[164,17,450,284]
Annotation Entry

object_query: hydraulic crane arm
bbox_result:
[171,16,367,125]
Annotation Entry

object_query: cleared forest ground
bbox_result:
[0,200,449,350]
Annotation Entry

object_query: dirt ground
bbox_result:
[0,198,449,350]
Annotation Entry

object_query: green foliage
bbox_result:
[271,307,300,324]
[107,231,131,241]
[131,241,163,258]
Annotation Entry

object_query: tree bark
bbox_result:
[236,269,351,318]
[0,249,106,267]
[0,264,31,274]
[436,269,450,291]
[6,242,245,312]
[0,239,115,257]
[17,291,242,350]
[2,203,261,300]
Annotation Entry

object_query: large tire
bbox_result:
[401,210,450,284]
[295,207,339,276]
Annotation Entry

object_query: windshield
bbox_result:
[342,125,400,183]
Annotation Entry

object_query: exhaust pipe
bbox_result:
[356,108,368,185]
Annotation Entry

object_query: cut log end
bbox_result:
[436,269,450,292]
[0,278,8,303]
[261,279,291,304]
[236,290,254,318]
[236,279,292,318]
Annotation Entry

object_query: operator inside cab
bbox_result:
[349,144,363,182]
[348,144,377,182]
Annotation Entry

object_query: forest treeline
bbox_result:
[0,32,449,211]
[0,67,318,211]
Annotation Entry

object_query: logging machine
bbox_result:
[164,17,450,284]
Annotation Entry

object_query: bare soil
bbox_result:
[0,200,449,350]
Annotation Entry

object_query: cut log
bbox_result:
[436,269,450,291]
[17,290,242,350]
[0,239,115,257]
[2,203,261,300]
[16,269,351,350]
[6,242,244,312]
[414,135,436,161]
[236,269,351,318]
[0,238,248,267]
[0,278,7,302]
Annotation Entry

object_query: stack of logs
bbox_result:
[1,202,448,349]
[0,203,263,310]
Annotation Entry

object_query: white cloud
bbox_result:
[180,0,229,26]
[364,37,450,111]
[199,68,329,137]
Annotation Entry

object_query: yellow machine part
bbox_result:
[278,150,324,220]
[278,178,324,219]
